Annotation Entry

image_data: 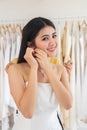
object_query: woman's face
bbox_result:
[34,26,58,57]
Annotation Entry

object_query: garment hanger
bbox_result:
[1,25,6,36]
[6,24,12,34]
[8,23,16,33]
[0,26,2,36]
[2,24,7,35]
[16,23,22,35]
[71,21,74,35]
[81,19,87,27]
[64,21,68,30]
[5,24,10,35]
[10,23,15,33]
[10,23,16,33]
[78,20,80,30]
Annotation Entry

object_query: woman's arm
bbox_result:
[45,65,73,110]
[7,64,38,118]
[34,48,72,109]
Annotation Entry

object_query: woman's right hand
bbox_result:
[63,59,72,75]
[24,47,38,68]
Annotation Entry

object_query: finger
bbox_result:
[26,48,34,55]
[64,59,73,64]
[35,48,47,56]
[34,52,42,59]
[66,68,71,74]
[64,62,72,68]
[68,60,73,65]
[64,65,72,70]
[35,57,42,64]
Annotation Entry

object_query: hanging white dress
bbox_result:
[10,31,17,61]
[56,22,63,62]
[15,31,21,58]
[0,36,6,119]
[80,25,87,120]
[75,23,82,121]
[12,83,63,130]
[69,23,77,130]
[60,22,71,129]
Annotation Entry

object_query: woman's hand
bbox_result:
[34,48,50,71]
[24,47,38,68]
[63,59,72,75]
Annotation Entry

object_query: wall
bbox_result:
[0,0,87,21]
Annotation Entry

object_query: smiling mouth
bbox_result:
[48,48,55,52]
[47,46,56,52]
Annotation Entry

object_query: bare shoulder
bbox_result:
[6,62,30,82]
[56,63,68,78]
[56,64,66,73]
[5,62,22,74]
[5,62,24,77]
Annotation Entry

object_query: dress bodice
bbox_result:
[35,83,58,114]
[29,83,62,130]
[13,82,62,130]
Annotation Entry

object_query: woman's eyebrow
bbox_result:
[52,32,57,35]
[41,35,49,38]
[41,32,56,38]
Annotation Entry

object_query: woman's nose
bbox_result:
[49,38,55,46]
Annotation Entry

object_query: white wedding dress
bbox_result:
[12,83,63,130]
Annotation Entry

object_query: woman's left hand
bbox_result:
[63,59,72,75]
[34,48,50,71]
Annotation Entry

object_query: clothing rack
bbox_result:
[1,16,87,24]
[50,16,87,21]
[0,18,28,25]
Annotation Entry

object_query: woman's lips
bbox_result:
[47,47,56,52]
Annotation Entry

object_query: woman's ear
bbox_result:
[27,41,35,49]
[27,42,32,47]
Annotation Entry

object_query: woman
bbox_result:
[6,17,72,130]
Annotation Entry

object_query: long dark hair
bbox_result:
[17,17,56,63]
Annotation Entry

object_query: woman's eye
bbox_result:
[52,34,57,38]
[42,37,49,41]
